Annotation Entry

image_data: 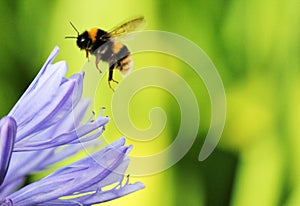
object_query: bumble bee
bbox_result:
[65,16,146,91]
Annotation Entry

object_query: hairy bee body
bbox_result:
[92,39,133,79]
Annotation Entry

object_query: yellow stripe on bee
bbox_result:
[88,28,98,42]
[120,54,133,75]
[121,54,132,65]
[112,41,123,53]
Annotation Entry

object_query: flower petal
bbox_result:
[70,181,145,205]
[8,138,140,206]
[1,150,54,189]
[0,116,17,185]
[9,51,86,144]
[9,56,67,128]
[9,46,60,106]
[15,77,76,141]
[42,181,145,205]
[13,115,109,151]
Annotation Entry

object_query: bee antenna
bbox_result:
[69,21,80,36]
[65,36,78,39]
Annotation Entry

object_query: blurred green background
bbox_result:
[0,0,299,205]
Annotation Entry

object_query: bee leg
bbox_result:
[85,49,90,61]
[108,81,115,92]
[108,64,119,92]
[95,55,102,73]
[109,68,119,84]
[95,62,102,73]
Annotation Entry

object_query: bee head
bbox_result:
[65,21,91,50]
[76,31,92,50]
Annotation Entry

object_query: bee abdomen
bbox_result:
[117,54,133,76]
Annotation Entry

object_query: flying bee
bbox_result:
[65,16,146,91]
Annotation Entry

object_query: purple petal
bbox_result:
[78,157,130,193]
[39,139,102,168]
[0,116,17,185]
[8,46,60,108]
[0,178,24,197]
[14,98,91,147]
[15,78,77,140]
[9,51,86,144]
[8,138,135,205]
[13,116,109,151]
[42,181,145,205]
[9,59,68,128]
[0,198,13,206]
[1,150,54,188]
[71,182,145,205]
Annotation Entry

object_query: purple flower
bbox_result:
[9,47,107,152]
[0,47,144,205]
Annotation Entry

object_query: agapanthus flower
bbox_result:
[0,46,144,205]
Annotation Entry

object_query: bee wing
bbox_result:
[101,16,146,40]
